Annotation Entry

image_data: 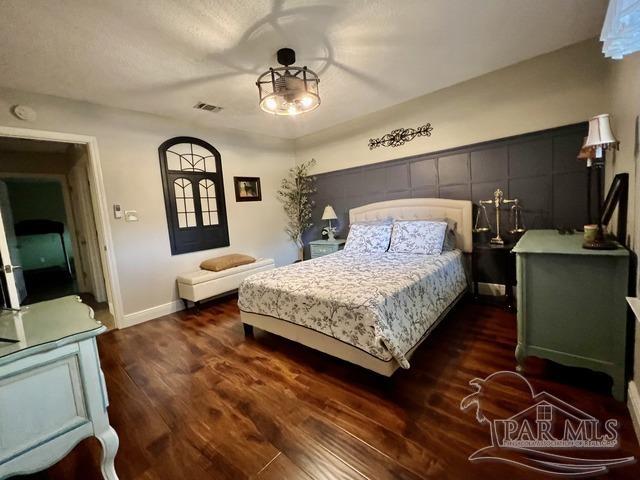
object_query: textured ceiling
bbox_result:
[0,0,607,139]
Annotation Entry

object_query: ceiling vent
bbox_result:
[193,102,223,113]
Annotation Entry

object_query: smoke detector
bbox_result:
[12,105,37,122]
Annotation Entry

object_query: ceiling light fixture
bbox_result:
[256,48,320,116]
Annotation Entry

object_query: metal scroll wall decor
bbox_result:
[368,123,433,150]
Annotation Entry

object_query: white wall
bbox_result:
[606,51,640,411]
[295,39,610,174]
[606,51,640,252]
[0,87,297,325]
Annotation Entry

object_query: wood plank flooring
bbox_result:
[19,295,640,479]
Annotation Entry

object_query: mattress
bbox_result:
[237,250,467,368]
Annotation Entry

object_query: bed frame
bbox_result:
[241,198,473,376]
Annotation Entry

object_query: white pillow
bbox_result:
[389,220,448,255]
[344,222,393,253]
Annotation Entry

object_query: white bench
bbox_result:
[177,258,275,308]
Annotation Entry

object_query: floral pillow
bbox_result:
[389,220,448,255]
[344,222,393,253]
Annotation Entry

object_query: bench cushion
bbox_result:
[200,253,256,272]
[178,258,275,285]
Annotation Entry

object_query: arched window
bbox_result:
[158,137,229,254]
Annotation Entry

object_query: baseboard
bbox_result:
[121,299,184,328]
[629,381,640,446]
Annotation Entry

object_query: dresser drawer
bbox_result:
[0,353,89,463]
[310,244,335,257]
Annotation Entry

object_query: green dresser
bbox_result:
[513,230,629,400]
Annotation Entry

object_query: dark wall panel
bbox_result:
[508,176,551,229]
[509,138,552,178]
[410,159,437,187]
[303,123,592,273]
[471,147,507,183]
[439,153,469,185]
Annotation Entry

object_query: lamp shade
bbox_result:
[577,136,596,160]
[585,114,619,149]
[321,205,337,220]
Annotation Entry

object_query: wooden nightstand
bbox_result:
[309,239,346,259]
[472,242,516,311]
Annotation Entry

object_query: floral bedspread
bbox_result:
[237,250,467,368]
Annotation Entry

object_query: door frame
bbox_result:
[0,126,123,328]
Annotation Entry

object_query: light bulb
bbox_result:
[265,97,277,110]
[287,104,298,115]
[301,96,313,108]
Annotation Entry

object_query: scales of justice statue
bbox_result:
[474,189,525,245]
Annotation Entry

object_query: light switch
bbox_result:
[124,210,139,222]
[113,204,123,219]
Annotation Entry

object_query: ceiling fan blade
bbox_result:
[331,61,388,91]
[128,71,245,95]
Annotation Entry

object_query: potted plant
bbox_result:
[278,159,316,261]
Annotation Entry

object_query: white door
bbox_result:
[0,181,27,308]
[67,161,107,303]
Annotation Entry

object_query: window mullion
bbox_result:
[192,176,204,228]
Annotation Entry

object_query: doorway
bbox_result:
[0,128,122,329]
[0,178,78,304]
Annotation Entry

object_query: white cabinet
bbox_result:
[0,296,118,479]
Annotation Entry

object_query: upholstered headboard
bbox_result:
[349,198,474,253]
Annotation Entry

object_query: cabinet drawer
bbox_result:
[0,354,88,462]
[310,245,335,256]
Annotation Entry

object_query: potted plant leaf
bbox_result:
[278,159,317,261]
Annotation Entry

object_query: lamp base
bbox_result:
[582,238,618,250]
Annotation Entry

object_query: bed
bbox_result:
[238,198,473,376]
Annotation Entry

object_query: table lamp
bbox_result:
[582,113,619,249]
[321,205,338,240]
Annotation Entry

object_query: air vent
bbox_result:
[193,102,223,113]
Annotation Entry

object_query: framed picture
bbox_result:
[234,176,262,202]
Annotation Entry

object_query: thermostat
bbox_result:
[124,210,139,222]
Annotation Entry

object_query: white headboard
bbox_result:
[349,198,473,252]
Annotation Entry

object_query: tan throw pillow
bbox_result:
[200,254,256,272]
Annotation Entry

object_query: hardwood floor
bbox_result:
[19,295,640,479]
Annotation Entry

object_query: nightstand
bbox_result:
[472,242,516,311]
[309,239,346,259]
